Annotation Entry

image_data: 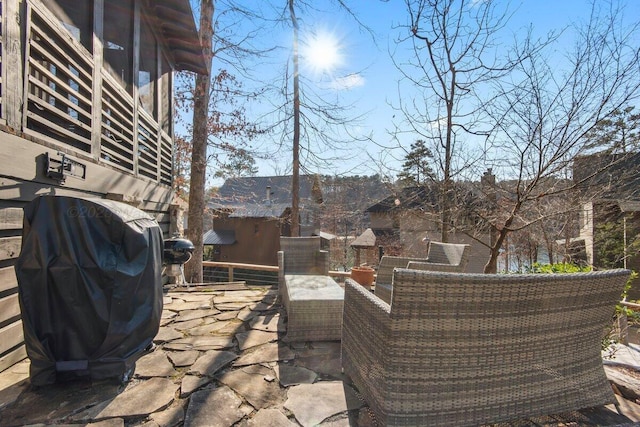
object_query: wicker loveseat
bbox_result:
[342,268,630,426]
[375,241,470,304]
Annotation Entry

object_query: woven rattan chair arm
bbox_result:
[318,250,330,275]
[343,278,390,360]
[345,278,390,316]
[407,261,465,272]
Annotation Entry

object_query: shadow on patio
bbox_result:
[0,281,639,426]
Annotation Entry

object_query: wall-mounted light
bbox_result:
[46,152,86,184]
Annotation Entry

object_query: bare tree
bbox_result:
[289,0,301,236]
[174,69,263,192]
[392,0,542,242]
[256,1,375,236]
[479,1,640,273]
[482,177,576,272]
[390,0,639,272]
[179,1,267,283]
[185,0,215,284]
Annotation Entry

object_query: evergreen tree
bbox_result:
[584,106,640,154]
[398,140,435,186]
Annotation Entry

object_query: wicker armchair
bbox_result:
[342,268,630,426]
[421,240,470,268]
[375,241,470,304]
[277,237,342,341]
[374,256,428,303]
[277,237,329,292]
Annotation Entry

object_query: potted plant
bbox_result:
[350,264,375,288]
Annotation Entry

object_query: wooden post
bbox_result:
[618,314,629,346]
[5,0,24,129]
[91,0,104,156]
[132,0,140,176]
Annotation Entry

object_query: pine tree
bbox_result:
[584,106,640,154]
[398,140,435,186]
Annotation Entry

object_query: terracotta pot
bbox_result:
[351,266,375,288]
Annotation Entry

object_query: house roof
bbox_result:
[203,229,236,245]
[153,1,208,74]
[318,231,337,240]
[574,151,640,201]
[210,175,322,208]
[351,228,376,247]
[227,204,289,219]
[351,228,399,248]
[619,201,640,212]
[366,186,439,213]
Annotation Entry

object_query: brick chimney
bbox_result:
[265,186,272,204]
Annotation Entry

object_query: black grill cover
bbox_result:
[15,195,163,385]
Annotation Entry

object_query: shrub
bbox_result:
[526,262,592,274]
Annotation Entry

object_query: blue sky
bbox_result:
[198,0,640,186]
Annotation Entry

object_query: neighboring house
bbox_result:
[206,175,324,265]
[573,152,640,276]
[317,174,390,269]
[0,0,205,372]
[319,174,391,235]
[353,185,488,273]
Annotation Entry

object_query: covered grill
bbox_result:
[15,195,163,385]
[164,237,195,265]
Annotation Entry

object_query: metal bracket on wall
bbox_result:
[45,152,87,184]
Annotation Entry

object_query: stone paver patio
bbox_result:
[0,282,639,426]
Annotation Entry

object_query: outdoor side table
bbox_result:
[282,274,344,341]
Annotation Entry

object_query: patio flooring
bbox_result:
[0,282,640,426]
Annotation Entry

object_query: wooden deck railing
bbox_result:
[202,261,352,284]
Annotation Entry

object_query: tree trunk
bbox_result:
[484,251,499,274]
[289,0,300,237]
[484,205,520,273]
[185,0,214,284]
[440,178,451,242]
[440,61,456,243]
[484,228,507,274]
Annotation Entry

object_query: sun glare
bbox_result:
[302,31,342,75]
